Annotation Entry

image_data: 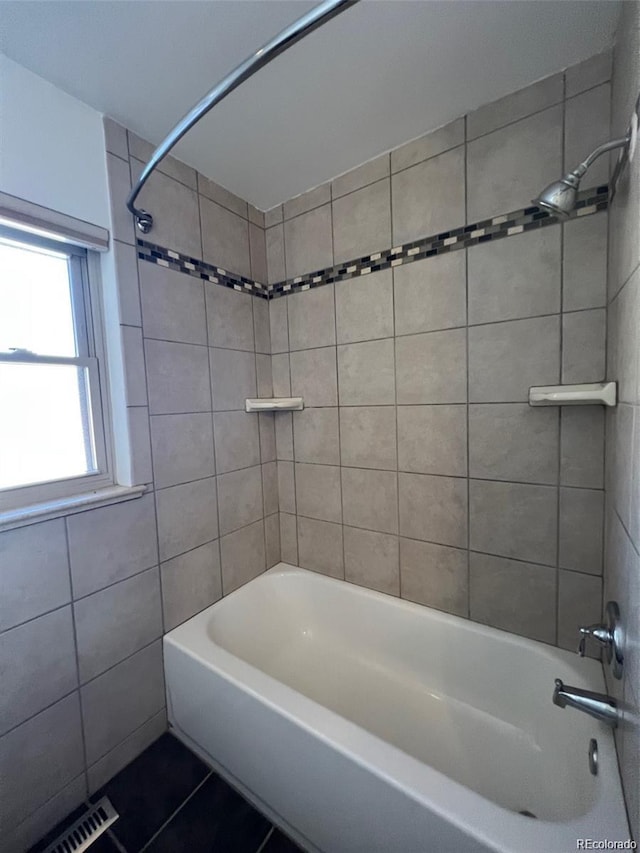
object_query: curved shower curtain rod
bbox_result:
[126,0,358,234]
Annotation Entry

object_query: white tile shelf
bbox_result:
[528,381,617,407]
[245,397,304,413]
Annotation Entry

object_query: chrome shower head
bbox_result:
[533,173,580,218]
[533,133,631,217]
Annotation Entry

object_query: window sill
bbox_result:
[0,484,147,532]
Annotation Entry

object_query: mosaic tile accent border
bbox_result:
[136,243,271,298]
[138,184,608,301]
[269,185,608,298]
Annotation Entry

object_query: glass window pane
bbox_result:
[0,237,77,357]
[0,363,97,490]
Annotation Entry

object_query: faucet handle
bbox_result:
[578,623,613,657]
[579,624,612,650]
[577,602,624,679]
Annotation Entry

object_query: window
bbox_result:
[0,224,111,511]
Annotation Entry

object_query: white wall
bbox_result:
[0,53,109,227]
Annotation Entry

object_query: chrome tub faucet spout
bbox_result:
[552,679,618,728]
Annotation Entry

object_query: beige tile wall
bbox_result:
[269,52,612,658]
[0,125,278,851]
[604,1,640,840]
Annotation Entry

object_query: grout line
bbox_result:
[464,114,472,620]
[0,600,73,637]
[266,457,603,491]
[283,193,330,224]
[129,151,199,198]
[64,516,91,798]
[281,204,289,284]
[154,471,219,492]
[246,217,254,281]
[0,685,81,740]
[122,151,137,256]
[276,399,583,408]
[138,770,214,852]
[275,304,604,352]
[106,826,128,853]
[328,189,345,577]
[87,706,168,792]
[144,336,259,354]
[556,73,567,645]
[289,414,300,563]
[255,825,275,853]
[149,406,254,416]
[391,137,462,178]
[607,256,638,305]
[80,634,163,688]
[219,508,268,540]
[608,258,640,307]
[198,182,255,224]
[138,295,166,639]
[8,772,90,850]
[107,149,130,169]
[602,132,614,600]
[283,289,300,565]
[614,505,640,560]
[390,166,402,597]
[600,181,616,597]
[467,92,569,145]
[254,297,270,573]
[70,562,160,612]
[130,242,146,329]
[285,510,581,573]
[334,305,346,578]
[554,564,605,579]
[72,561,159,607]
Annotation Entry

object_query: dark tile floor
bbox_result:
[30,732,304,853]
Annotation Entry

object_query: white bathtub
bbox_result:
[164,564,630,852]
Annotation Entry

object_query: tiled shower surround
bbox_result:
[2,41,638,851]
[270,55,611,649]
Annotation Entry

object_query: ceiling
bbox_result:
[0,1,620,211]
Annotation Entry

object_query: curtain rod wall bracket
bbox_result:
[135,210,153,234]
[126,0,358,234]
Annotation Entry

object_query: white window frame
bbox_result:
[0,223,116,514]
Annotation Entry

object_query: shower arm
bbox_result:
[126,0,358,234]
[568,134,631,181]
